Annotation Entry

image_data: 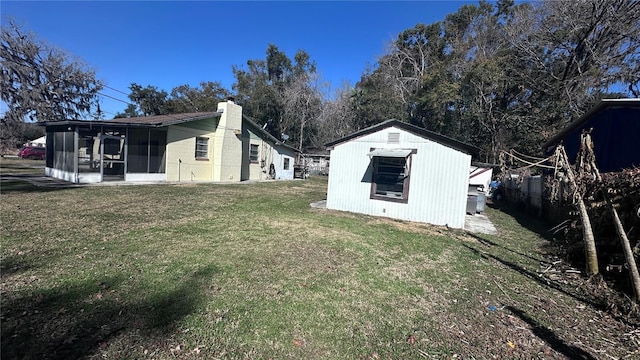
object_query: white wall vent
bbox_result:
[388,132,400,144]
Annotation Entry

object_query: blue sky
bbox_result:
[2,1,479,117]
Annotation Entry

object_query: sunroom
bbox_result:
[44,123,168,183]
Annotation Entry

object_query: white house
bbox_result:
[40,100,298,183]
[469,164,494,195]
[325,119,478,229]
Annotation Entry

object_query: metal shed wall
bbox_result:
[326,126,471,228]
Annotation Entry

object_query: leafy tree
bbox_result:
[167,81,230,113]
[113,104,140,119]
[233,44,320,150]
[126,83,169,116]
[233,58,281,135]
[351,64,408,130]
[114,81,231,118]
[0,117,44,153]
[0,20,102,123]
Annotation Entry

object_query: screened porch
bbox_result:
[45,125,167,183]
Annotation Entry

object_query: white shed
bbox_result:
[325,119,478,229]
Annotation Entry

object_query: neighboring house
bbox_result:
[325,119,479,229]
[40,100,298,183]
[469,163,494,194]
[301,147,330,175]
[543,98,640,173]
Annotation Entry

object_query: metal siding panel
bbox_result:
[327,127,471,228]
[407,144,470,228]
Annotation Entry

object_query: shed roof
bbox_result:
[325,119,479,156]
[39,112,222,128]
[542,98,640,152]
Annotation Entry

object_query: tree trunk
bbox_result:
[603,194,640,302]
[558,145,599,275]
[582,131,640,301]
[576,195,599,276]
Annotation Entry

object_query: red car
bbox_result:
[18,146,46,160]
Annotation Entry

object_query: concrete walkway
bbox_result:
[464,213,498,235]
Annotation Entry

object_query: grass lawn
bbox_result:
[1,160,638,359]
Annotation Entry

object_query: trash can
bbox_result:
[466,194,478,215]
[476,193,486,213]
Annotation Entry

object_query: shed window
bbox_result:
[369,151,414,203]
[195,137,209,159]
[250,144,259,162]
[284,158,290,170]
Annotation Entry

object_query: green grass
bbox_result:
[1,168,638,359]
[0,156,45,174]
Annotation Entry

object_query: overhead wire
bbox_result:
[510,149,547,162]
[500,150,556,170]
[102,84,130,96]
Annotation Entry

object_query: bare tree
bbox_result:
[281,72,323,151]
[506,0,640,125]
[314,81,357,145]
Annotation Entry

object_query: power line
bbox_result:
[97,92,132,105]
[102,84,130,96]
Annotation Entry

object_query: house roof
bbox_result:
[243,115,301,153]
[325,119,479,156]
[39,112,222,128]
[542,98,640,152]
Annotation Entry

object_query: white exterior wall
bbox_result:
[244,132,296,181]
[45,167,80,183]
[469,166,493,194]
[273,150,295,180]
[326,127,471,228]
[125,173,167,182]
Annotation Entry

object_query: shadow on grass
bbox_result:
[506,306,596,359]
[466,231,549,265]
[487,201,555,241]
[0,175,81,193]
[0,253,47,277]
[1,265,219,360]
[460,242,603,309]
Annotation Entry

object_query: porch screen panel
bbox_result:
[53,132,64,170]
[45,131,54,168]
[78,128,100,173]
[63,131,75,172]
[64,131,75,172]
[149,129,166,173]
[127,128,149,173]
